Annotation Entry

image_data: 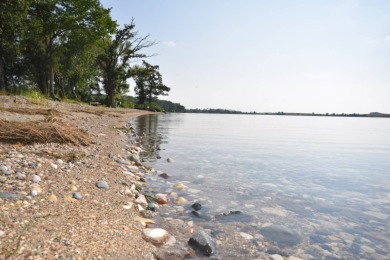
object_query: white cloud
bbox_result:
[162,41,177,47]
[385,36,390,42]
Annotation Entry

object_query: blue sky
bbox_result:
[101,0,390,113]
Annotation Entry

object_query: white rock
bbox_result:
[270,254,284,260]
[239,232,253,240]
[51,164,58,170]
[142,228,170,245]
[31,190,38,197]
[0,165,8,173]
[0,230,4,237]
[56,159,64,165]
[32,175,41,183]
[166,158,174,163]
[134,195,148,207]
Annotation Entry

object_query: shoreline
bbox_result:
[0,96,160,259]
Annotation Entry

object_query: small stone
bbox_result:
[0,165,8,173]
[32,175,41,183]
[56,159,64,165]
[31,190,38,197]
[175,197,187,206]
[159,173,170,179]
[271,255,284,260]
[0,176,7,183]
[51,163,58,170]
[72,192,82,200]
[64,194,76,203]
[142,228,170,245]
[0,192,22,200]
[157,197,168,205]
[174,183,186,191]
[69,185,78,192]
[240,232,253,240]
[167,158,174,163]
[188,230,216,256]
[0,230,4,237]
[134,195,148,207]
[191,202,202,211]
[48,194,58,202]
[96,180,108,189]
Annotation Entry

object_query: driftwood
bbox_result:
[0,119,91,146]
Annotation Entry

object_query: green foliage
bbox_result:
[19,89,48,105]
[134,60,170,105]
[135,103,164,112]
[157,100,186,112]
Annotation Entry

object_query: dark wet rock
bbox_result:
[188,230,216,256]
[0,192,23,200]
[96,180,109,189]
[260,225,302,247]
[147,203,157,212]
[191,202,202,211]
[215,210,254,222]
[158,173,170,179]
[191,211,212,221]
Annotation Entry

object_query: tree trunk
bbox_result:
[107,85,115,107]
[0,56,6,92]
[49,65,55,99]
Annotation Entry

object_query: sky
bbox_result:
[100,0,390,114]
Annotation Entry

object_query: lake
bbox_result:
[132,113,390,259]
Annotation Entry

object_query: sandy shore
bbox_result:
[0,96,158,259]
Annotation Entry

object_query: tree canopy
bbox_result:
[0,0,170,108]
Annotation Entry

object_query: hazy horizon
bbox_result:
[101,0,390,114]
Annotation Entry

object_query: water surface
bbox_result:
[133,113,390,259]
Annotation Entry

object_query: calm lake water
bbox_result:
[133,113,390,259]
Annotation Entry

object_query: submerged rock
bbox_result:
[215,210,254,222]
[260,225,302,247]
[191,211,212,221]
[188,230,216,256]
[191,202,202,211]
[158,173,170,179]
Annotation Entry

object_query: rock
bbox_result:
[0,165,8,174]
[56,159,64,165]
[0,192,22,200]
[157,197,168,205]
[240,232,254,240]
[134,194,148,207]
[215,210,254,222]
[0,176,7,183]
[32,174,41,183]
[116,159,131,165]
[72,192,82,200]
[31,190,38,197]
[191,211,212,221]
[260,225,302,247]
[175,197,187,206]
[142,228,170,245]
[48,194,58,202]
[271,254,284,260]
[167,158,174,163]
[191,202,202,211]
[188,230,216,256]
[158,173,170,179]
[0,230,4,237]
[96,180,108,189]
[147,203,157,212]
[70,185,78,192]
[287,257,303,260]
[128,154,140,163]
[174,183,186,191]
[51,163,58,170]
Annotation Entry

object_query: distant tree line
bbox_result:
[0,0,169,107]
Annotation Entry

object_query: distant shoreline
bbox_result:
[184,110,390,118]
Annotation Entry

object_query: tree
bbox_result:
[134,60,170,105]
[97,20,155,107]
[24,0,116,98]
[0,0,31,92]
